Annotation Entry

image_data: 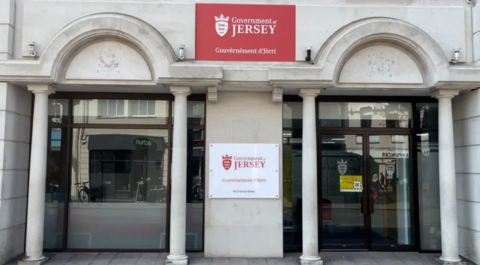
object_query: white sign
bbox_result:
[209,143,279,199]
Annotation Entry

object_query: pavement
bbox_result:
[5,252,476,265]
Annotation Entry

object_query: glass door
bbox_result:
[319,132,414,250]
[320,133,367,249]
[367,134,414,250]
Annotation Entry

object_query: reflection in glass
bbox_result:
[67,129,169,249]
[282,102,303,128]
[44,128,67,249]
[321,135,365,245]
[369,135,413,246]
[417,131,441,250]
[416,103,438,130]
[318,102,412,128]
[72,99,169,124]
[48,99,69,125]
[186,129,205,250]
[172,101,205,125]
[282,128,303,251]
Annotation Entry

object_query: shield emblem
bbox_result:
[222,154,232,170]
[337,159,347,175]
[215,21,228,37]
[386,163,395,176]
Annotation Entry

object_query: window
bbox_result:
[282,102,303,251]
[415,102,441,250]
[131,100,156,117]
[98,99,125,117]
[318,102,412,128]
[45,95,206,251]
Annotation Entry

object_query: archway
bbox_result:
[315,17,449,88]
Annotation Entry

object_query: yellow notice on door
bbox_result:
[340,175,363,192]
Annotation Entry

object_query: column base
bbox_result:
[18,256,49,265]
[299,255,323,265]
[436,257,466,265]
[166,254,188,265]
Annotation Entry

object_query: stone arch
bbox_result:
[315,17,449,87]
[38,13,177,82]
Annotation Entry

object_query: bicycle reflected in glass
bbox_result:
[74,182,103,204]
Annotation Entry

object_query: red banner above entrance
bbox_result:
[195,3,296,62]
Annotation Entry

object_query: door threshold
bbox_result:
[320,249,369,252]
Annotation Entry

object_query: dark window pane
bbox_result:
[44,128,67,249]
[68,129,169,249]
[417,131,441,250]
[416,103,438,130]
[283,128,302,251]
[186,129,205,250]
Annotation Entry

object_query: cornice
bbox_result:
[156,77,221,87]
[432,81,479,90]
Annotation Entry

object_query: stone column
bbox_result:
[167,86,191,265]
[299,89,323,265]
[432,89,462,264]
[19,84,55,265]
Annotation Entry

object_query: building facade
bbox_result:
[1,0,480,265]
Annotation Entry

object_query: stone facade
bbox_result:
[453,91,480,265]
[1,0,480,264]
[0,83,32,265]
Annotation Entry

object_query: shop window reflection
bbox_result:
[48,99,69,125]
[98,99,125,118]
[172,101,205,125]
[318,102,412,128]
[67,129,169,249]
[73,99,169,124]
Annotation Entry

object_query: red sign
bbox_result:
[195,3,296,62]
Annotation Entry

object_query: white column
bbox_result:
[167,86,191,265]
[432,89,462,264]
[299,89,323,265]
[20,85,55,265]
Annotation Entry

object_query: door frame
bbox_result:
[317,129,416,251]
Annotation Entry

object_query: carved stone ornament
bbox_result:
[367,50,394,78]
[96,47,121,75]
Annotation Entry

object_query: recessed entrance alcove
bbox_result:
[338,44,424,86]
[63,40,152,81]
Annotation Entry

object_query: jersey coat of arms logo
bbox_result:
[222,154,232,170]
[337,159,348,175]
[215,14,229,37]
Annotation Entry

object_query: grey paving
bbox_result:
[4,252,476,265]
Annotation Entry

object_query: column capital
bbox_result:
[28,84,55,94]
[298,88,321,98]
[431,89,459,99]
[170,86,191,96]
